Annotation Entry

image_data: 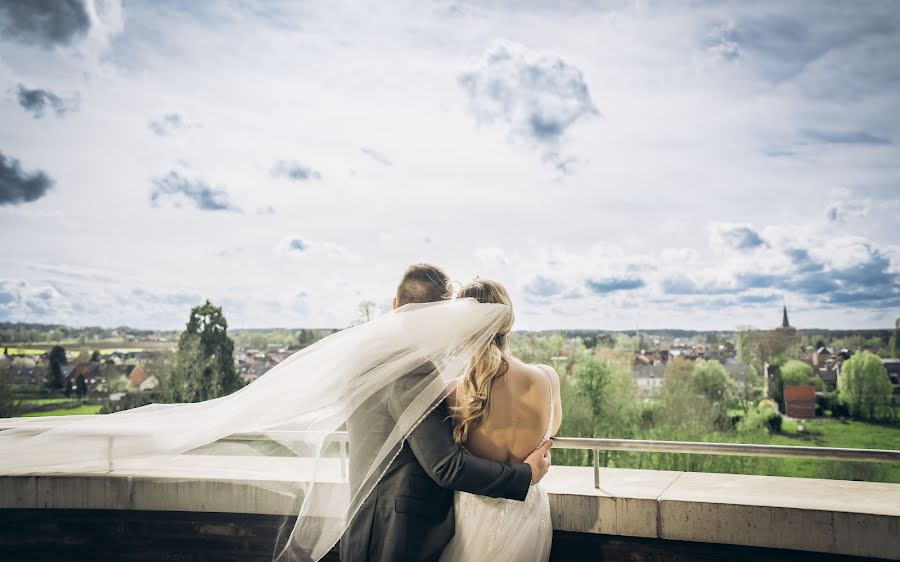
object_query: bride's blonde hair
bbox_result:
[452,278,515,444]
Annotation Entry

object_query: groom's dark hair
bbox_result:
[396,263,451,306]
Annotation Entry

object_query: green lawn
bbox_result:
[747,419,900,483]
[23,405,104,417]
[20,398,79,406]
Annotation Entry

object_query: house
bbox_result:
[812,346,833,368]
[784,385,816,418]
[882,359,900,397]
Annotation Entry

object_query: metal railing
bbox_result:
[225,431,900,490]
[5,424,899,488]
[550,437,900,488]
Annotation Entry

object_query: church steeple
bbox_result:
[782,305,790,328]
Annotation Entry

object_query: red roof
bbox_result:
[784,385,815,402]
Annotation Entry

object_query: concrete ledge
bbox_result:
[1,458,898,559]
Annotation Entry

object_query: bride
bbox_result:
[440,279,562,562]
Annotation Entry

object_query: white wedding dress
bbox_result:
[439,368,554,562]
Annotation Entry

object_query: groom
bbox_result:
[340,263,553,562]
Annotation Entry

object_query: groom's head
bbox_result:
[392,263,451,309]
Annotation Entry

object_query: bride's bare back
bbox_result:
[451,357,562,464]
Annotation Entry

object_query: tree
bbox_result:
[166,300,242,403]
[0,367,19,418]
[298,329,317,346]
[691,359,736,406]
[46,345,66,390]
[781,360,823,391]
[889,318,900,358]
[838,351,893,421]
[75,373,88,399]
[356,300,378,324]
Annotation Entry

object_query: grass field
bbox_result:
[2,347,47,355]
[22,405,104,417]
[755,419,900,482]
[20,398,79,406]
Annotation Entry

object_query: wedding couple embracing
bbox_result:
[339,263,562,562]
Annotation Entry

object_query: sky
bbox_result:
[1,0,899,332]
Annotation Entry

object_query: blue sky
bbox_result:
[1,0,898,331]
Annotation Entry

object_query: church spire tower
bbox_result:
[782,304,790,328]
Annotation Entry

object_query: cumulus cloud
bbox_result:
[272,160,322,181]
[276,235,355,260]
[711,223,769,252]
[704,21,741,61]
[458,39,597,168]
[16,85,78,118]
[149,170,240,212]
[0,0,122,49]
[523,275,564,299]
[0,150,55,205]
[148,113,197,136]
[824,187,871,224]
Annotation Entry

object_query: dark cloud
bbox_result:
[802,130,892,145]
[458,39,597,167]
[0,150,55,205]
[585,277,645,294]
[272,160,322,181]
[361,147,392,166]
[0,0,91,48]
[16,85,77,118]
[149,171,240,212]
[149,113,189,136]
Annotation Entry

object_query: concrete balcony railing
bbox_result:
[0,429,898,561]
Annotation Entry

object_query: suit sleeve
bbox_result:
[388,372,532,501]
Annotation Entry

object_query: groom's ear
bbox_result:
[392,297,399,310]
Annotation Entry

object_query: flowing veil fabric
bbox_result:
[0,298,510,561]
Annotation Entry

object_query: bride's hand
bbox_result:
[524,440,553,485]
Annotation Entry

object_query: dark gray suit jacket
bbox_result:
[339,364,532,562]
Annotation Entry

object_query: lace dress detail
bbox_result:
[439,366,554,562]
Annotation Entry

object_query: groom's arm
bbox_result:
[388,369,533,501]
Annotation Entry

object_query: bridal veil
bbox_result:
[0,298,509,561]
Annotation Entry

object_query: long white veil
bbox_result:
[0,298,509,561]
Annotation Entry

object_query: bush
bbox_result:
[831,399,851,418]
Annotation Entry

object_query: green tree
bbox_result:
[691,359,736,406]
[0,367,20,418]
[46,345,66,390]
[781,360,823,391]
[838,351,893,420]
[298,329,315,345]
[166,300,242,403]
[889,318,900,358]
[569,355,639,466]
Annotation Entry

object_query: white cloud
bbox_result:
[1,1,898,330]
